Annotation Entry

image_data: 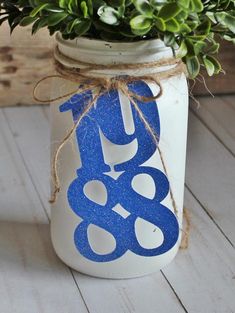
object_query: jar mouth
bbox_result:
[55,32,171,55]
[54,32,177,76]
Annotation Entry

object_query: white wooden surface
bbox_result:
[0,95,235,313]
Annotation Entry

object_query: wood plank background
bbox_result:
[0,25,234,108]
[0,24,53,107]
[192,40,235,96]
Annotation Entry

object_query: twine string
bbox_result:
[54,45,184,73]
[180,207,191,249]
[49,88,103,204]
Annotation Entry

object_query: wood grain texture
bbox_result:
[191,96,235,155]
[0,24,53,107]
[186,111,235,246]
[2,96,235,312]
[0,110,89,313]
[164,188,235,313]
[192,40,235,96]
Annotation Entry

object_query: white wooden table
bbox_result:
[0,96,235,313]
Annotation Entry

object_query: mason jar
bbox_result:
[50,33,188,279]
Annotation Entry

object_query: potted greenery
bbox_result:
[1,0,234,279]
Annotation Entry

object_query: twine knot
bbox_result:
[109,76,121,90]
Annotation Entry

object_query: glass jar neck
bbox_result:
[55,33,174,76]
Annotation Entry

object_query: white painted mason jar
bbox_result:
[50,33,188,279]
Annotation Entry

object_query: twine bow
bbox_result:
[33,46,190,247]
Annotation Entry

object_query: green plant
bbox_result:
[0,0,235,77]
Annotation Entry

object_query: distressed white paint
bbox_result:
[192,96,235,155]
[163,188,235,313]
[186,112,235,246]
[0,111,88,313]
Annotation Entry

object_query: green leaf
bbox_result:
[74,19,91,35]
[203,56,215,76]
[194,40,206,55]
[158,3,181,21]
[190,0,203,12]
[185,39,194,56]
[66,17,81,33]
[67,0,76,13]
[187,34,206,41]
[7,14,21,33]
[133,0,153,17]
[150,0,168,7]
[81,1,88,18]
[155,17,165,31]
[131,26,152,35]
[93,0,106,9]
[206,56,221,74]
[186,56,200,78]
[179,23,191,33]
[86,0,93,15]
[206,12,216,23]
[32,17,48,34]
[98,5,120,25]
[130,15,152,30]
[187,21,198,30]
[19,16,37,26]
[118,4,125,17]
[223,35,235,44]
[29,0,42,8]
[177,40,187,58]
[108,0,125,6]
[206,42,220,54]
[165,18,180,32]
[47,12,68,26]
[196,19,211,36]
[177,0,190,10]
[30,3,49,17]
[45,6,65,13]
[163,32,175,46]
[216,12,235,34]
[59,0,68,9]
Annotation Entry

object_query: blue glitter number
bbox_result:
[60,81,179,262]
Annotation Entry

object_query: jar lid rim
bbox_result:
[55,33,170,53]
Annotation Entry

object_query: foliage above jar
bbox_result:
[0,0,235,78]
